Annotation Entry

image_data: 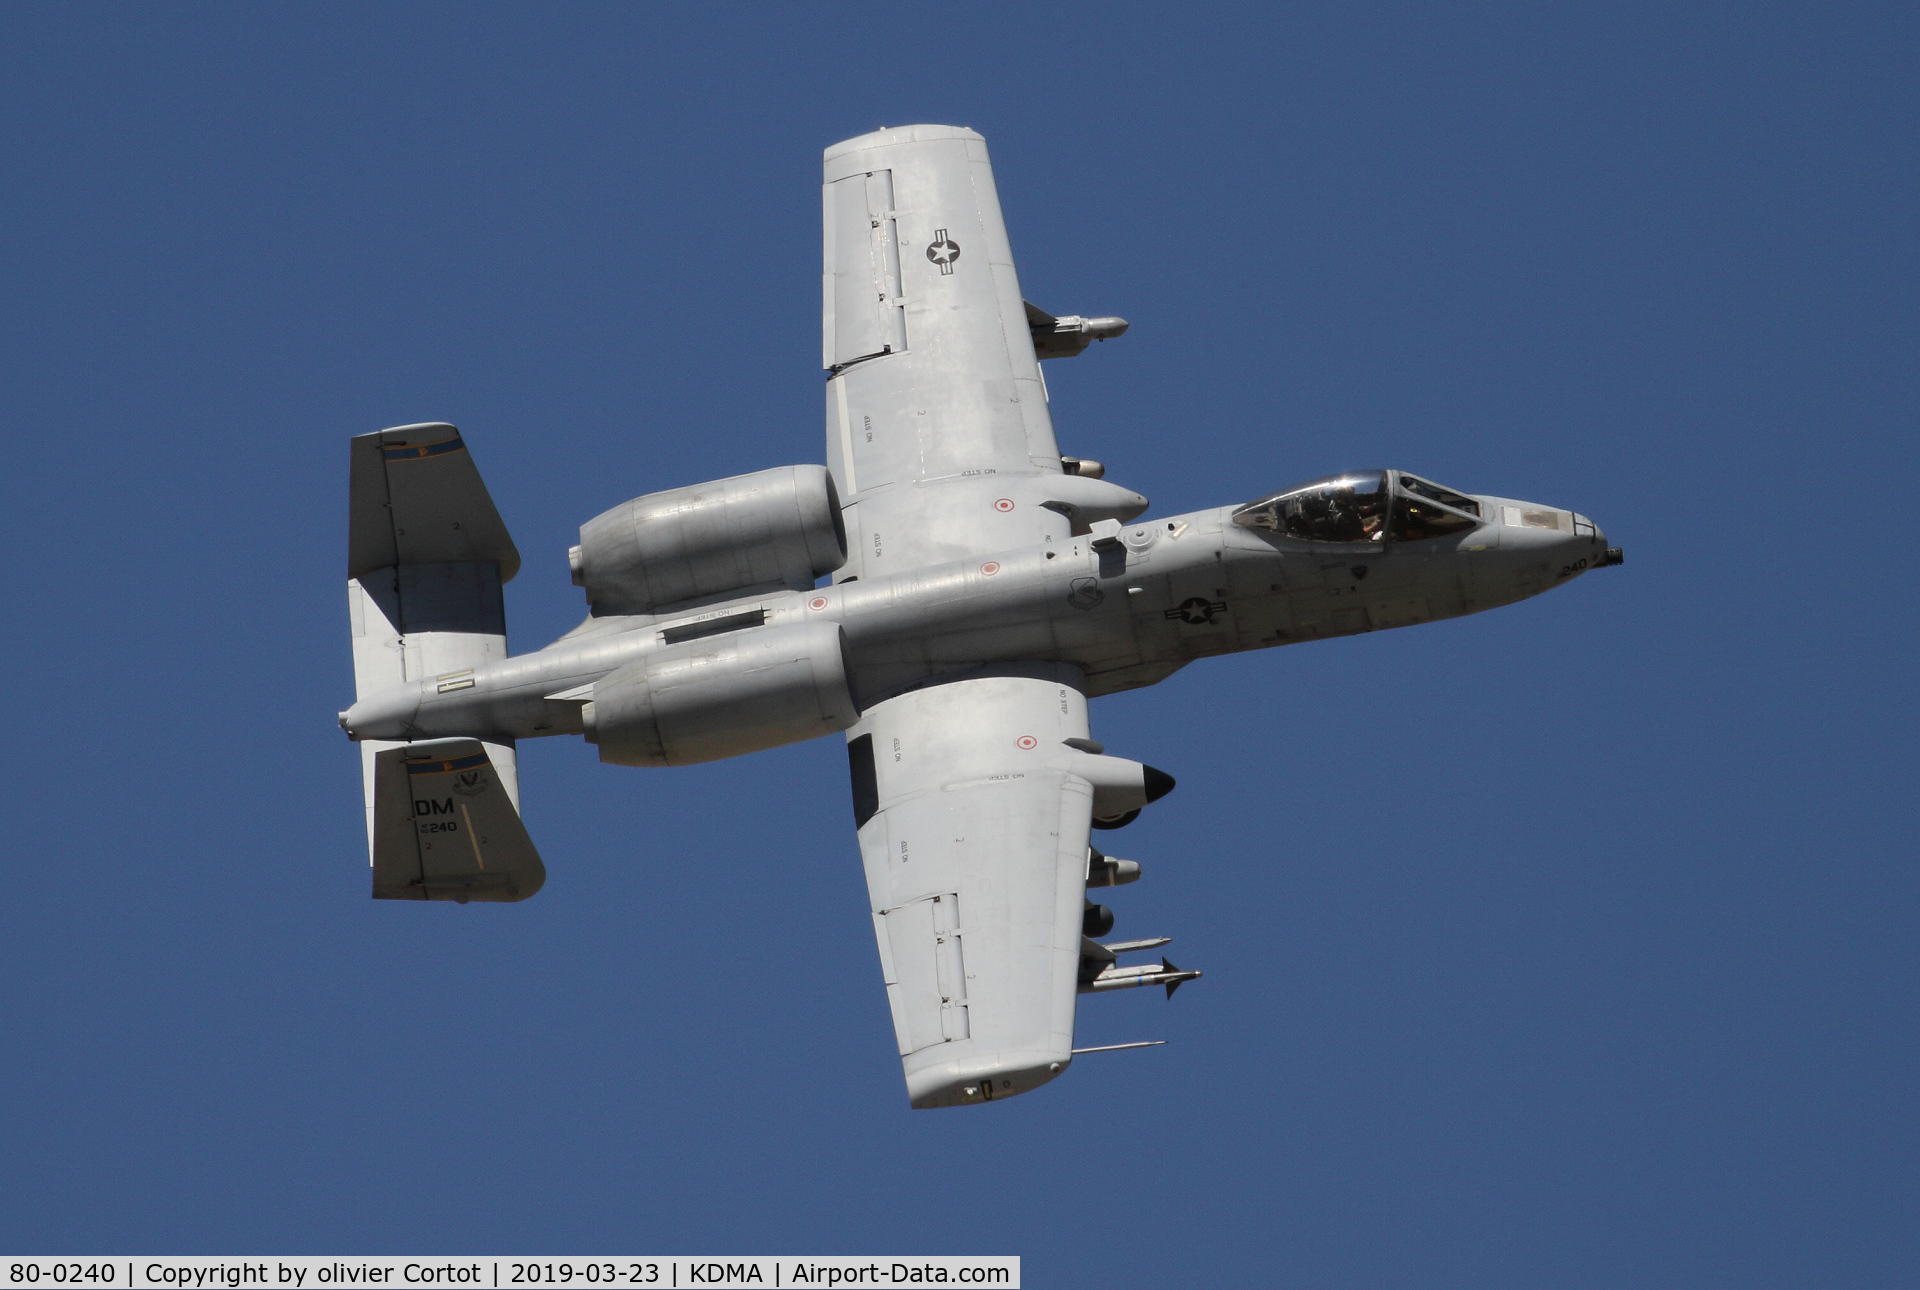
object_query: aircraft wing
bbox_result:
[850,664,1172,1107]
[824,127,1141,572]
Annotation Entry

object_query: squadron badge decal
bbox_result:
[1067,578,1104,611]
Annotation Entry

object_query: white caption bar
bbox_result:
[1,1261,1018,1290]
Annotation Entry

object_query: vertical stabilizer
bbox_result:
[347,423,525,864]
[370,740,545,902]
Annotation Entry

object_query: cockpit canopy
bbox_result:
[1232,470,1482,544]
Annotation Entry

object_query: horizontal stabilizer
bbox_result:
[371,739,545,903]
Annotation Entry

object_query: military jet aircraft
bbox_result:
[340,125,1621,1109]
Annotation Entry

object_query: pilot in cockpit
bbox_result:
[1232,470,1482,544]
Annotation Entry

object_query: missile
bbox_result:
[1079,957,1203,998]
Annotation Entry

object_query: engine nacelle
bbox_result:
[571,465,847,615]
[583,621,858,767]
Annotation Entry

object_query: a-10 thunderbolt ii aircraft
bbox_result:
[340,125,1622,1109]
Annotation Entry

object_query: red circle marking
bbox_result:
[1016,735,1038,750]
[808,596,829,610]
[994,498,1015,512]
[981,561,1001,576]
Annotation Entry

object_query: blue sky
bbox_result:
[1,3,1913,1284]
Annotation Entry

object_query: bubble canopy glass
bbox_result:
[1232,471,1481,544]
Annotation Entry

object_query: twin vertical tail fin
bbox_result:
[347,423,545,901]
[370,739,545,902]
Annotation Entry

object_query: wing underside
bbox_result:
[823,126,1071,576]
[848,664,1108,1107]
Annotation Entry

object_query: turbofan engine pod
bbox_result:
[585,621,859,766]
[572,464,847,615]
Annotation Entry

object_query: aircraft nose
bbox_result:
[1571,513,1625,567]
[1478,499,1623,592]
[1496,503,1610,554]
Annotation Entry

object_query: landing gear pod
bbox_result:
[1084,761,1176,829]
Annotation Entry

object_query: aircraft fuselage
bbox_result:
[341,489,1611,748]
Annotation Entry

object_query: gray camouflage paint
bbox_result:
[342,489,1607,747]
[342,124,1617,1109]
